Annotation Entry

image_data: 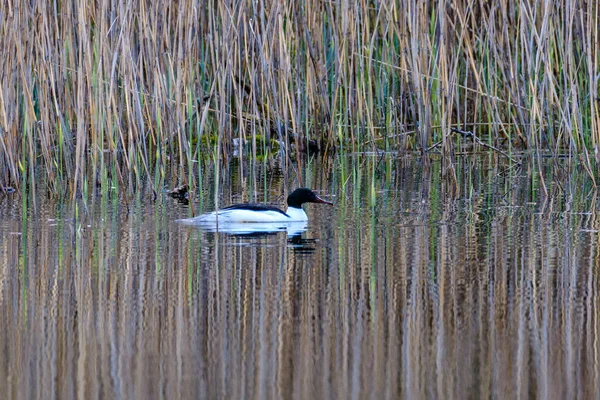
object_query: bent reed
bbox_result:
[0,0,598,195]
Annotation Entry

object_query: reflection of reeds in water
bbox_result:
[0,156,599,398]
[1,1,599,193]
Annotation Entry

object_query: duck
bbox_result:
[179,188,333,224]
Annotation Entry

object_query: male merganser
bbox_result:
[179,188,333,224]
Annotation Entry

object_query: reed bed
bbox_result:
[0,0,598,195]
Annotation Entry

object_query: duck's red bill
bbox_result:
[313,195,333,205]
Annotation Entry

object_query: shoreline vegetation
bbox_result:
[1,1,598,197]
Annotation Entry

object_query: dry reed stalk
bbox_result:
[0,0,597,194]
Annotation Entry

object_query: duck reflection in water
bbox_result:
[181,221,319,253]
[185,220,309,237]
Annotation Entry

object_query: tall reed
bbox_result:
[0,0,598,194]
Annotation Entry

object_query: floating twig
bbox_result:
[450,127,521,164]
[426,140,442,152]
[425,127,521,165]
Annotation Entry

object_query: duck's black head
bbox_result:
[287,188,333,209]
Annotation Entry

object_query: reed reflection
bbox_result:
[0,155,598,399]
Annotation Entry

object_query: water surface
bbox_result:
[1,154,599,399]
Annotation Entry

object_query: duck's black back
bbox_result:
[221,203,290,217]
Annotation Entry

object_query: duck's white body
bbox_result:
[187,206,307,223]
